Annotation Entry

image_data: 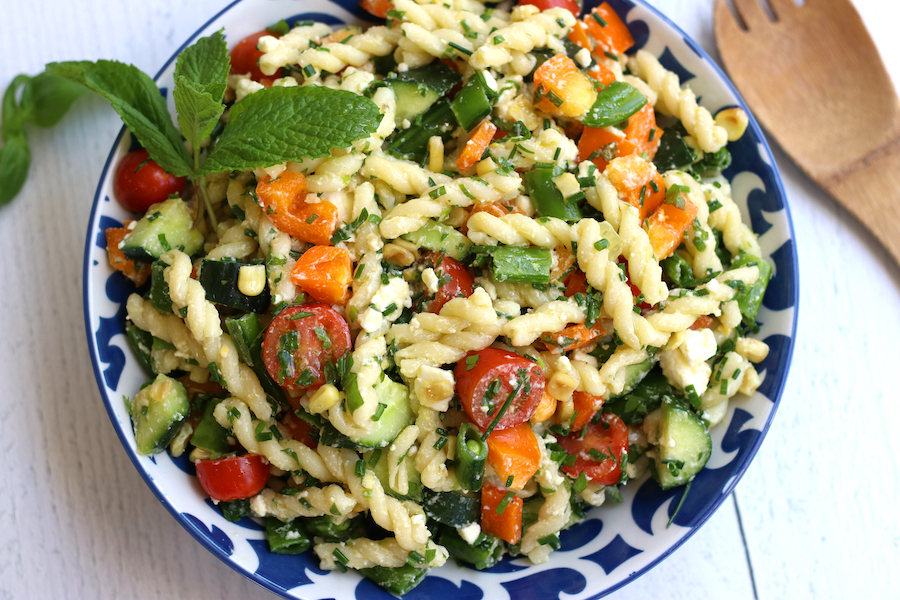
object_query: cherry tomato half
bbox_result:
[113,149,186,212]
[229,30,280,83]
[455,348,545,433]
[195,454,269,502]
[518,0,581,15]
[262,304,351,396]
[556,412,628,486]
[412,251,474,314]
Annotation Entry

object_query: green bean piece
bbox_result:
[439,529,504,570]
[730,253,772,326]
[358,564,428,596]
[471,246,553,285]
[523,165,583,222]
[265,517,311,554]
[583,81,649,129]
[456,422,488,492]
[661,253,696,288]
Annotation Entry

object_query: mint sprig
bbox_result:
[0,72,87,205]
[1,26,381,207]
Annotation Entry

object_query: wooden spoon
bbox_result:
[715,0,900,265]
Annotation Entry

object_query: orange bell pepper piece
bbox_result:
[290,246,353,305]
[564,269,590,297]
[605,155,666,220]
[533,54,598,118]
[690,315,715,330]
[105,225,150,285]
[531,391,558,423]
[585,2,635,57]
[481,482,523,544]
[586,62,617,87]
[568,21,593,51]
[486,423,541,490]
[539,322,606,353]
[578,125,626,171]
[646,192,699,259]
[571,391,603,432]
[621,104,662,161]
[360,0,393,18]
[320,26,359,45]
[256,170,338,246]
[457,119,498,173]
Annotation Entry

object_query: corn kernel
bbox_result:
[237,264,267,297]
[427,136,444,173]
[309,384,343,414]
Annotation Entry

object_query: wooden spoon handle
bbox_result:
[822,136,900,266]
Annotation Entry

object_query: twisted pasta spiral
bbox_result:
[629,50,728,153]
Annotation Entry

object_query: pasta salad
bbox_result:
[99,0,772,594]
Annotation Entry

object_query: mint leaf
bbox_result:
[0,132,31,205]
[197,86,381,176]
[47,60,192,177]
[173,31,229,156]
[2,74,34,138]
[29,72,89,128]
[174,30,230,103]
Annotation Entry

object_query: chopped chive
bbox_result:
[592,13,608,27]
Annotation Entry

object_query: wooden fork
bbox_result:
[715,0,900,265]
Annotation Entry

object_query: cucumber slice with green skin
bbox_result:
[265,517,311,555]
[652,396,712,490]
[421,490,479,527]
[388,63,462,122]
[198,259,271,314]
[364,447,423,502]
[190,396,231,455]
[401,219,472,261]
[149,260,174,314]
[356,378,415,448]
[129,374,190,455]
[387,98,456,163]
[358,564,428,596]
[126,325,156,375]
[440,529,504,570]
[121,198,204,263]
[610,357,655,399]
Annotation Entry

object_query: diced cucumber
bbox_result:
[129,374,190,455]
[401,219,472,261]
[387,63,461,122]
[121,198,204,262]
[422,490,479,527]
[126,324,156,375]
[198,259,271,314]
[266,517,311,555]
[190,396,231,455]
[148,260,174,314]
[610,357,654,399]
[364,447,423,502]
[604,369,671,425]
[729,253,772,327]
[388,98,456,163]
[356,378,415,448]
[359,564,428,596]
[440,529,504,570]
[651,396,712,490]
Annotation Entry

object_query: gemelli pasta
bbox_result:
[104,0,772,594]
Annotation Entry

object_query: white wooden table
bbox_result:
[1,1,898,598]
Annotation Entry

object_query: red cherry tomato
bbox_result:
[262,304,351,397]
[195,454,269,501]
[412,251,474,314]
[113,149,186,212]
[518,0,581,15]
[229,30,280,83]
[556,412,628,485]
[455,348,546,433]
[618,258,653,310]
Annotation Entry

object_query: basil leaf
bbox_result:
[197,86,381,175]
[47,60,192,177]
[29,72,89,128]
[0,132,31,205]
[583,81,648,129]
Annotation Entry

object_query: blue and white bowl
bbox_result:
[83,0,799,597]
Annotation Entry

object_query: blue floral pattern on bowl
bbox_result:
[83,0,798,597]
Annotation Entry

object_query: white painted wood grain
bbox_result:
[0,1,897,599]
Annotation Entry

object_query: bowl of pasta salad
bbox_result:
[83,0,798,597]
